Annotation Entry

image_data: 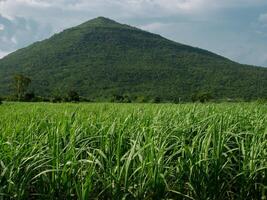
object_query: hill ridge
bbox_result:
[0,17,266,101]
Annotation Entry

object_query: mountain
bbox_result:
[0,17,266,101]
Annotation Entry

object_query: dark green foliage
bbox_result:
[112,94,124,103]
[256,98,267,104]
[66,90,80,102]
[135,95,148,103]
[50,88,63,103]
[24,92,35,102]
[13,74,32,101]
[0,17,266,101]
[36,96,50,102]
[192,92,213,103]
[153,96,161,103]
[173,97,182,104]
[51,95,63,103]
[122,95,131,103]
[112,94,133,103]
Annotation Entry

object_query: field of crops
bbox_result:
[0,103,266,199]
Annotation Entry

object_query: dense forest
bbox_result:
[0,17,266,102]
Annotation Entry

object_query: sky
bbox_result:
[0,0,267,67]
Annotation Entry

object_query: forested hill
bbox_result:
[0,17,266,101]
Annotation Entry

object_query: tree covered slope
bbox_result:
[0,17,266,101]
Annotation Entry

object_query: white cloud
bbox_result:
[139,19,267,67]
[0,15,52,52]
[260,53,267,66]
[11,36,17,44]
[0,50,10,58]
[0,0,266,32]
[1,0,267,20]
[259,13,267,24]
[0,24,4,30]
[140,22,172,31]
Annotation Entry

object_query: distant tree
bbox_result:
[24,92,35,102]
[67,90,80,102]
[256,98,267,104]
[51,95,63,103]
[191,93,199,103]
[51,88,63,103]
[13,74,31,101]
[192,92,213,103]
[0,97,2,105]
[135,96,147,103]
[173,97,182,104]
[198,92,212,103]
[123,95,132,103]
[112,94,124,103]
[153,96,161,103]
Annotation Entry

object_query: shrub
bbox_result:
[50,95,63,103]
[152,96,161,103]
[122,95,132,103]
[192,92,213,103]
[66,90,80,102]
[24,92,35,102]
[135,95,147,103]
[256,98,267,104]
[112,94,124,103]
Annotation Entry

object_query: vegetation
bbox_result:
[66,90,80,102]
[13,74,32,101]
[191,92,213,103]
[0,17,266,102]
[0,102,266,199]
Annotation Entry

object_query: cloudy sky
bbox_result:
[0,0,267,66]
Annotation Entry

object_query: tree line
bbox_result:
[0,73,241,104]
[3,74,213,103]
[0,74,81,103]
[1,74,265,104]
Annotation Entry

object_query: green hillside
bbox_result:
[0,17,266,101]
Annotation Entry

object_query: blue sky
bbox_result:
[0,0,267,67]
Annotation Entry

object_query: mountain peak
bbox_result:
[78,16,124,28]
[90,17,118,24]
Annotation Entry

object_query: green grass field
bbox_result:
[0,103,266,199]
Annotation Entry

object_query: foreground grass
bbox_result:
[0,103,266,200]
